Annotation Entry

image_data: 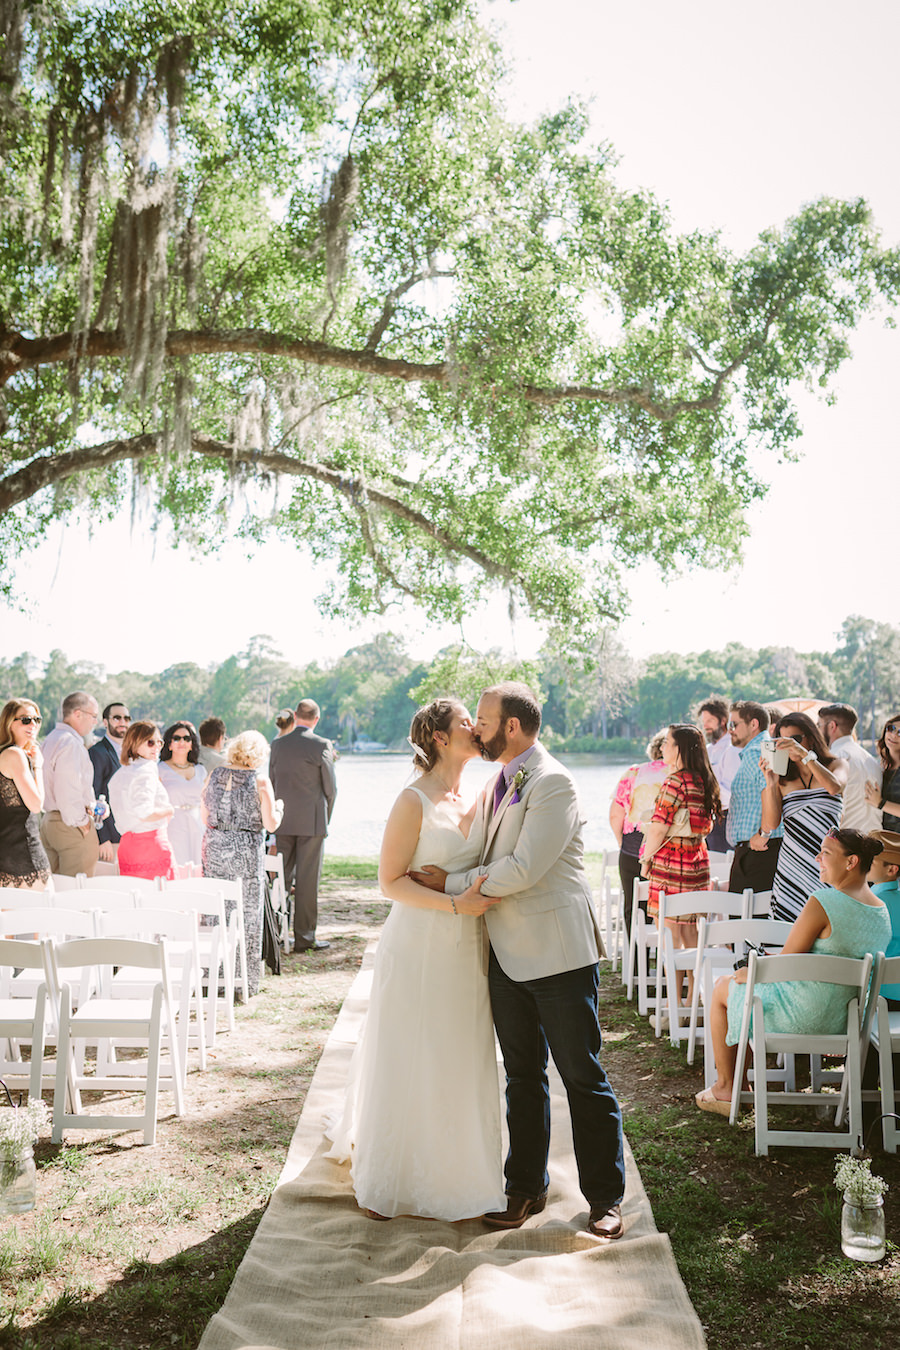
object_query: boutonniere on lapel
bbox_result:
[510,767,530,805]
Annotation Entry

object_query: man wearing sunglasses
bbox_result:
[88,702,132,862]
[40,690,103,877]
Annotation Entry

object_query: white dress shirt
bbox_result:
[41,721,94,828]
[831,734,882,832]
[707,733,742,809]
[108,760,171,834]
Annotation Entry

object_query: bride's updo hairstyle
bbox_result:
[408,699,461,775]
[828,828,883,874]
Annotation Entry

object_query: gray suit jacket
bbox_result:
[446,742,603,981]
[269,727,337,837]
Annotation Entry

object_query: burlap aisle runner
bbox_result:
[199,949,707,1350]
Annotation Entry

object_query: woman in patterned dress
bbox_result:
[0,698,50,891]
[200,731,282,998]
[639,723,720,952]
[760,713,846,925]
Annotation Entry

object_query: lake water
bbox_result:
[324,754,629,858]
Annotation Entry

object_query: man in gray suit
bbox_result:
[269,699,337,952]
[412,682,625,1238]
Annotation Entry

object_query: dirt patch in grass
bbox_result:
[3,871,900,1349]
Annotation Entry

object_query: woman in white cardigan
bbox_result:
[108,721,176,881]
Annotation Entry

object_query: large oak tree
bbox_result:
[1,0,898,631]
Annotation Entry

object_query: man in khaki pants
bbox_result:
[40,691,102,877]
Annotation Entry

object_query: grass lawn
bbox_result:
[1,853,898,1348]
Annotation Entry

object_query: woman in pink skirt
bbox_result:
[108,721,176,881]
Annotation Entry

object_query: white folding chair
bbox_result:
[690,916,793,1080]
[0,886,54,908]
[263,854,289,952]
[655,890,750,1046]
[61,886,140,913]
[79,874,160,898]
[146,890,225,1050]
[706,851,734,886]
[625,880,662,1017]
[0,938,52,1100]
[50,936,186,1145]
[731,949,874,1153]
[598,849,621,967]
[745,890,773,918]
[48,874,81,893]
[858,954,900,1152]
[164,877,248,1015]
[96,908,206,1076]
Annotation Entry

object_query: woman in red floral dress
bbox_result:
[640,724,720,931]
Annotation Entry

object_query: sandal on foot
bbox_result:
[695,1087,731,1117]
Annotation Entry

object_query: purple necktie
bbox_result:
[493,773,507,815]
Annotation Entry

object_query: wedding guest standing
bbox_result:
[865,714,900,830]
[198,718,228,772]
[201,732,282,997]
[696,698,741,852]
[269,699,336,953]
[88,702,131,863]
[608,730,668,937]
[159,721,206,868]
[760,713,846,926]
[108,722,176,881]
[40,691,103,878]
[0,699,50,891]
[274,709,294,738]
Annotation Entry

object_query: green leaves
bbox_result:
[1,1,897,636]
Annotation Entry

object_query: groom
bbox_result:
[411,682,625,1238]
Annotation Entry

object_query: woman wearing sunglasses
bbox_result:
[159,722,207,869]
[865,715,900,830]
[108,721,176,881]
[0,699,50,890]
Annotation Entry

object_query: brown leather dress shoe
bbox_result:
[588,1203,623,1239]
[483,1193,548,1229]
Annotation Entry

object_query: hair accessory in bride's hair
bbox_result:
[407,736,429,765]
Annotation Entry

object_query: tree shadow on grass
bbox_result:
[0,1204,266,1350]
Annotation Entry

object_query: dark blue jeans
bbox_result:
[488,949,625,1208]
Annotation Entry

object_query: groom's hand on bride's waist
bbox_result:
[409,865,447,891]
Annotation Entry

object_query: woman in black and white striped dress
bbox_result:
[760,713,847,924]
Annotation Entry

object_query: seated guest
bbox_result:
[868,830,900,1008]
[609,731,668,938]
[697,828,891,1114]
[108,722,176,881]
[760,712,847,925]
[865,714,900,831]
[198,717,228,772]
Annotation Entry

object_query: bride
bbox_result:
[327,698,505,1221]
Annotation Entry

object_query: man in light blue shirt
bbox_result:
[725,700,783,896]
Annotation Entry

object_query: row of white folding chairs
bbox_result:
[50,853,290,952]
[3,876,250,1030]
[1,904,212,1069]
[0,930,191,1145]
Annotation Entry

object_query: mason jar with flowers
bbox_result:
[834,1154,888,1262]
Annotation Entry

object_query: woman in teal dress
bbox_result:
[696,828,891,1114]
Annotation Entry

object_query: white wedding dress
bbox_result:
[326,786,505,1220]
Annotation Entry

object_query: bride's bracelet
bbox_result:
[448,894,458,915]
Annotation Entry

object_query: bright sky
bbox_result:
[2,0,896,675]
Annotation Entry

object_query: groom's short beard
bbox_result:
[478,729,506,761]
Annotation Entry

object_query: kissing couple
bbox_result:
[326,682,625,1239]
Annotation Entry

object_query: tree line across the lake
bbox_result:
[3,614,897,753]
